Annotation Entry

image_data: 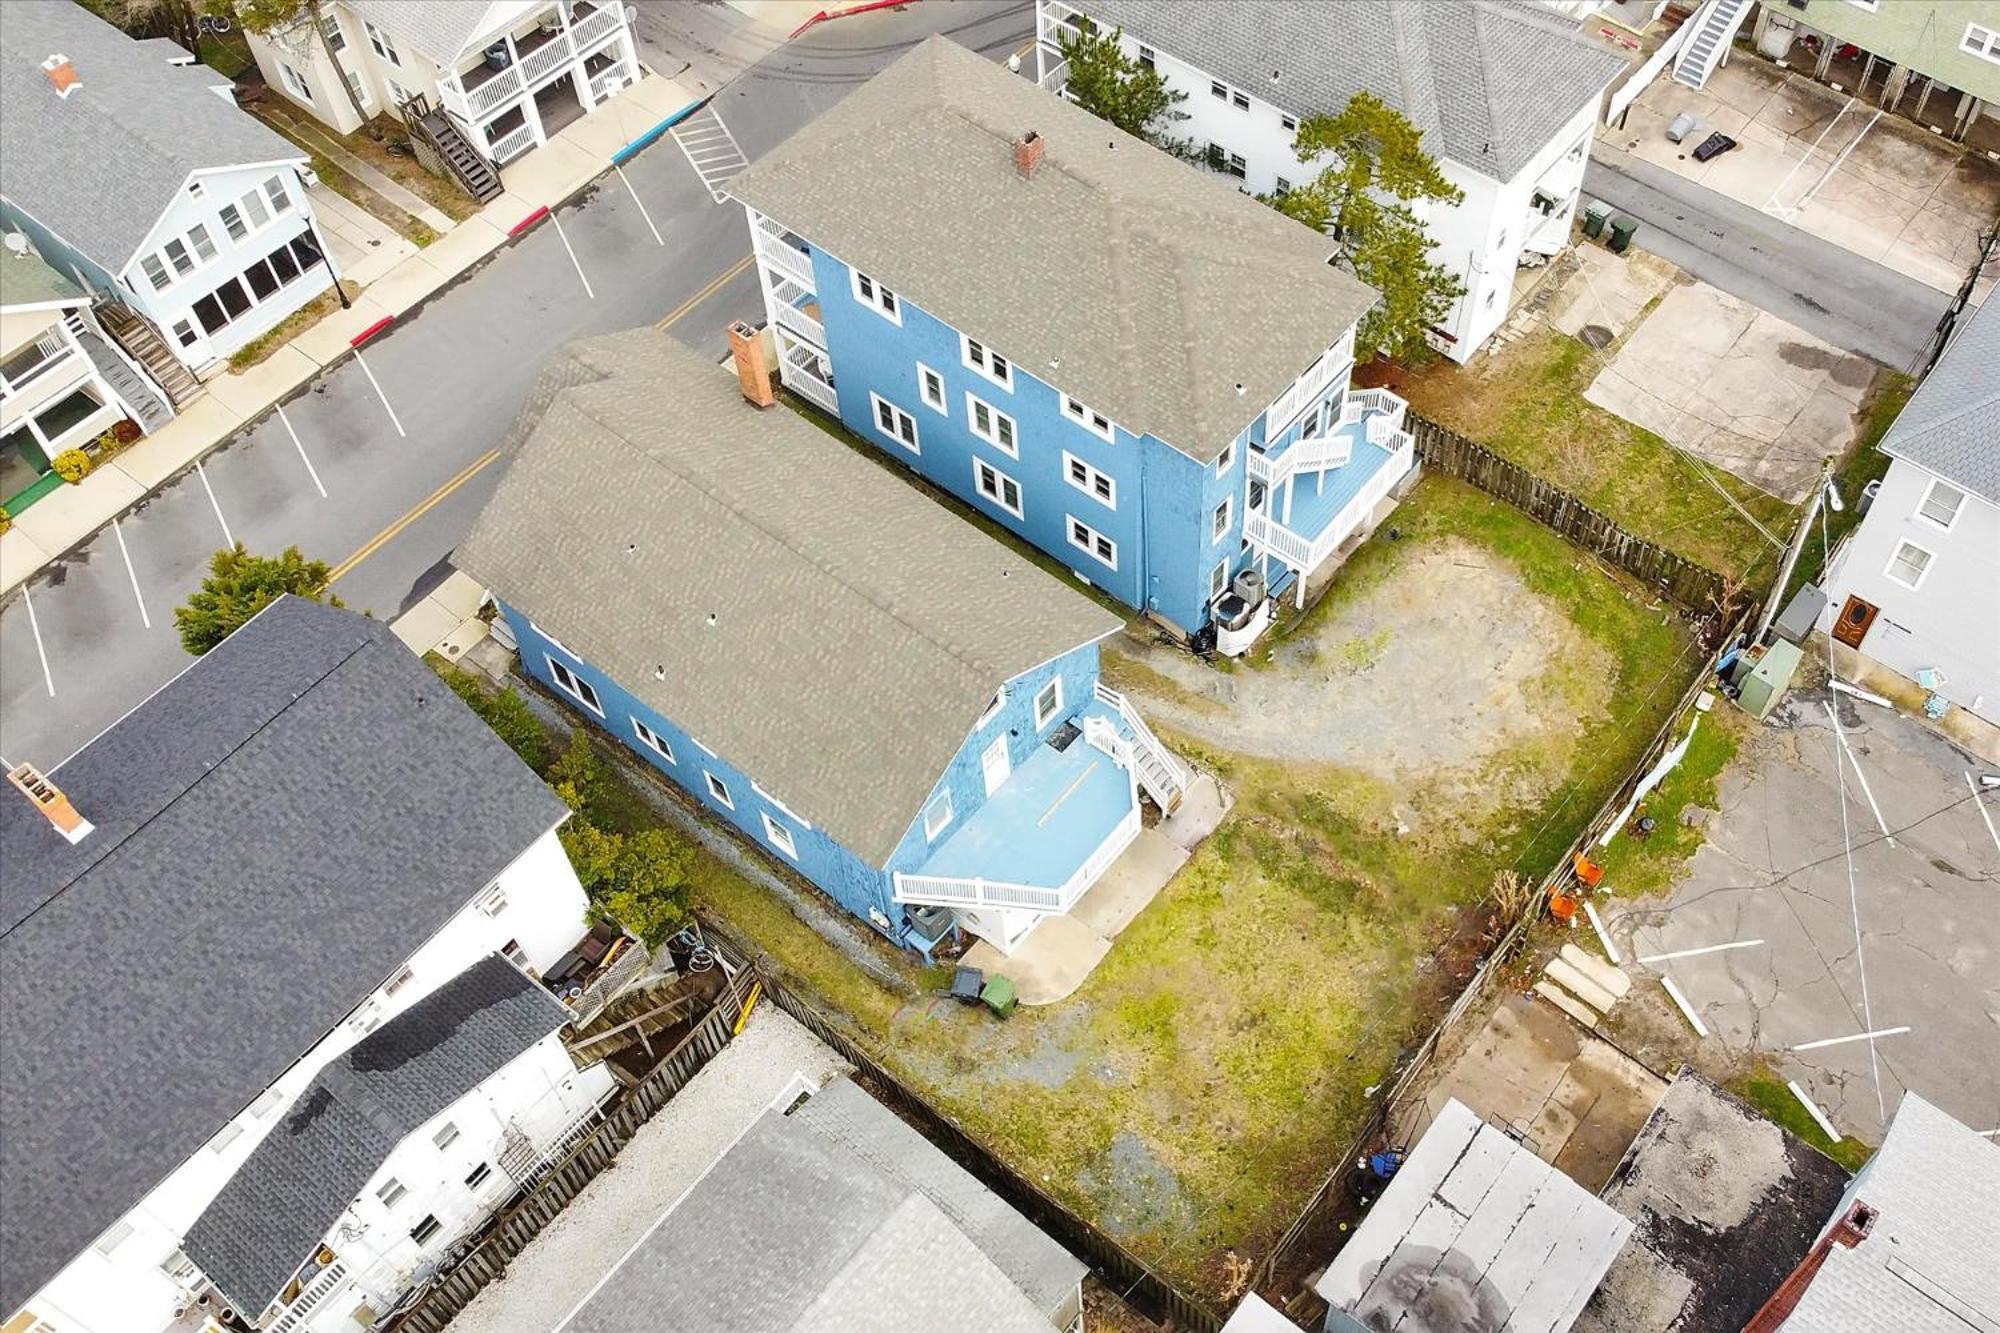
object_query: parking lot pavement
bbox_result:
[1612,689,2000,1142]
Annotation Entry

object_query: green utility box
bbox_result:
[1608,216,1640,253]
[981,975,1018,1019]
[1734,639,1804,720]
[1583,200,1612,239]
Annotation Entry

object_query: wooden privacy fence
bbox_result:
[696,915,1226,1333]
[1253,618,1738,1295]
[1405,412,1734,614]
[383,974,751,1333]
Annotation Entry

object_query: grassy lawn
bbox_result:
[684,472,1701,1298]
[1782,370,1915,606]
[248,100,477,247]
[1374,327,1799,585]
[1731,1064,1875,1172]
[227,280,360,369]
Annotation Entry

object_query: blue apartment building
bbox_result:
[728,36,1419,644]
[456,329,1191,958]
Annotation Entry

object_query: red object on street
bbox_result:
[790,0,907,39]
[509,206,551,238]
[348,315,394,348]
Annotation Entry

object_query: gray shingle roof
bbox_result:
[1879,295,2000,504]
[453,329,1123,865]
[559,1077,1083,1333]
[1079,0,1628,181]
[726,35,1378,459]
[0,0,306,270]
[346,1,504,65]
[1784,1092,2000,1331]
[183,955,571,1314]
[0,597,567,1313]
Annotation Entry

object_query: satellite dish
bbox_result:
[3,233,29,256]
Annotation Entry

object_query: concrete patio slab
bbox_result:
[1545,245,1677,342]
[1068,830,1188,940]
[965,915,1110,1008]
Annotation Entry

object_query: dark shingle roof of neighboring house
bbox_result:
[0,232,87,309]
[346,0,503,66]
[183,955,571,1314]
[0,0,306,271]
[1782,1092,2000,1331]
[454,328,1123,866]
[1879,296,2000,504]
[727,35,1378,458]
[558,1077,1085,1332]
[1079,0,1628,181]
[1578,1069,1851,1333]
[0,597,567,1314]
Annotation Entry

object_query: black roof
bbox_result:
[184,955,571,1313]
[0,598,567,1312]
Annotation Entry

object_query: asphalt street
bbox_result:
[1585,143,1950,369]
[0,0,1035,769]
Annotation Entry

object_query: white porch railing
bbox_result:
[779,340,837,413]
[489,121,538,164]
[1245,428,1416,582]
[1093,684,1191,810]
[446,66,525,122]
[772,299,825,349]
[268,1260,350,1333]
[572,4,624,53]
[590,62,629,101]
[893,802,1142,915]
[1263,347,1354,441]
[754,230,815,289]
[518,32,575,87]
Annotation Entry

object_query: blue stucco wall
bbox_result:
[503,604,1110,949]
[807,240,1268,633]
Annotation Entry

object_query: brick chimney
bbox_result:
[1014,131,1045,179]
[41,54,81,99]
[727,321,775,409]
[8,762,93,844]
[1743,1200,1877,1333]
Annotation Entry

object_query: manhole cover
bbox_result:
[1579,324,1614,349]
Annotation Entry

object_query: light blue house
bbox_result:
[455,328,1190,958]
[728,35,1419,645]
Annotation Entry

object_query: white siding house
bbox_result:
[1820,297,2000,724]
[1,600,611,1333]
[246,0,640,170]
[1036,0,1627,362]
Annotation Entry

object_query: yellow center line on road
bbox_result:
[331,252,762,586]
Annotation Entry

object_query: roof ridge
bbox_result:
[551,377,1019,688]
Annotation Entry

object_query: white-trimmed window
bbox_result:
[1967,22,2000,64]
[432,1121,460,1150]
[1062,394,1114,441]
[264,175,294,216]
[93,1221,135,1255]
[1210,560,1230,601]
[320,11,347,51]
[1064,451,1116,508]
[465,1162,492,1189]
[279,61,313,101]
[411,1215,442,1246]
[1033,678,1064,728]
[1136,44,1155,69]
[376,1178,407,1208]
[1281,111,1298,133]
[973,458,1024,518]
[967,394,1018,456]
[961,336,1012,389]
[917,363,947,413]
[705,772,735,809]
[851,269,900,322]
[346,69,371,109]
[633,716,676,763]
[1275,175,1292,195]
[1917,478,1965,530]
[219,202,248,242]
[1884,539,1934,589]
[547,656,603,715]
[187,223,217,263]
[869,392,920,453]
[761,812,798,859]
[976,689,1005,728]
[1214,146,1248,180]
[365,19,401,65]
[1216,441,1236,473]
[383,964,415,996]
[209,1121,244,1153]
[1212,497,1233,541]
[923,791,954,841]
[475,884,507,916]
[1068,515,1118,569]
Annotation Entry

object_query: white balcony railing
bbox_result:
[518,32,575,87]
[1245,429,1415,580]
[892,803,1141,916]
[447,65,524,122]
[590,62,629,101]
[490,121,538,164]
[1263,347,1353,441]
[571,4,624,52]
[772,300,825,350]
[779,343,838,413]
[268,1260,350,1333]
[754,231,815,290]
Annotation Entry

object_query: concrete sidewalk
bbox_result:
[0,72,696,597]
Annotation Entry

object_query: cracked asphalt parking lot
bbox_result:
[1613,688,2000,1142]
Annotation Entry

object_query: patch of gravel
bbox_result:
[1077,1130,1195,1239]
[443,1006,850,1333]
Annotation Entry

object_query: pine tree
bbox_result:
[1056,23,1192,157]
[174,543,341,655]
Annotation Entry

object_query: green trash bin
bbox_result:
[981,975,1018,1019]
[1582,200,1612,239]
[1607,216,1639,254]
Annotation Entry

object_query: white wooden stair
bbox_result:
[1673,0,1752,90]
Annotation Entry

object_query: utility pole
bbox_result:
[1911,215,1999,376]
[1754,456,1834,643]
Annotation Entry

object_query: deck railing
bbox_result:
[1245,428,1415,581]
[779,341,838,413]
[489,121,538,164]
[772,299,825,350]
[754,230,816,289]
[1263,348,1353,441]
[892,802,1142,917]
[518,31,575,87]
[1092,684,1191,810]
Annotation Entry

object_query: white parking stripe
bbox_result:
[671,108,751,204]
[1968,772,2000,856]
[1637,939,1763,964]
[1787,1080,1842,1141]
[113,519,151,629]
[195,461,235,547]
[1825,702,1893,845]
[549,212,595,300]
[277,403,328,499]
[21,586,55,697]
[1791,1026,1911,1052]
[353,349,406,438]
[615,164,664,247]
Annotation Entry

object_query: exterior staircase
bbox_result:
[1672,0,1753,90]
[1093,683,1191,814]
[66,312,173,430]
[94,301,200,408]
[405,94,502,204]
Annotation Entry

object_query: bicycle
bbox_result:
[196,12,232,36]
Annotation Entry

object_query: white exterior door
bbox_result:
[980,735,1011,796]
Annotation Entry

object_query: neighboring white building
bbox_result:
[245,0,640,175]
[0,0,339,383]
[1,598,611,1333]
[1820,296,1999,725]
[1035,0,1629,362]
